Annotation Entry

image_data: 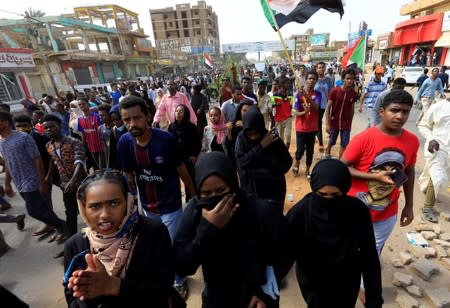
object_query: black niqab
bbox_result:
[194,151,239,193]
[242,105,267,139]
[305,159,353,264]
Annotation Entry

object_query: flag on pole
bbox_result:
[261,0,344,31]
[203,52,213,69]
[341,33,366,70]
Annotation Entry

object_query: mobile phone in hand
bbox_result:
[390,168,408,187]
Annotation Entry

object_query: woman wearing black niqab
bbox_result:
[286,159,383,308]
[173,152,291,308]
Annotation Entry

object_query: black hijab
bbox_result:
[242,105,267,142]
[173,104,191,136]
[194,151,239,194]
[232,99,254,126]
[309,158,351,194]
[305,159,353,263]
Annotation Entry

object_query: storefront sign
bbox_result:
[443,11,450,31]
[0,49,35,68]
[378,39,388,50]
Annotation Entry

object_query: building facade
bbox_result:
[394,0,450,66]
[0,4,156,109]
[150,1,220,70]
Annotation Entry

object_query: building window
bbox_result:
[196,30,200,35]
[181,11,187,19]
[0,73,21,102]
[184,29,189,37]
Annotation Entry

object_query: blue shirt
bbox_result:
[363,80,387,108]
[0,131,40,192]
[110,90,121,105]
[117,129,183,214]
[314,77,333,109]
[416,78,444,101]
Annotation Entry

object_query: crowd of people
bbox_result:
[0,60,449,307]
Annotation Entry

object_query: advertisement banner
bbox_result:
[222,40,295,53]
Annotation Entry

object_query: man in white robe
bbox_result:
[417,98,450,223]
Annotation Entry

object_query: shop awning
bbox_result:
[435,31,450,47]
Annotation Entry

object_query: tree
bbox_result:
[23,8,45,18]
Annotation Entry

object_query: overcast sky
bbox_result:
[0,0,411,45]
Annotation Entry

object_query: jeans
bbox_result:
[372,215,397,256]
[361,215,397,289]
[19,191,65,233]
[144,208,186,286]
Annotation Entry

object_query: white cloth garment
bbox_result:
[417,99,450,197]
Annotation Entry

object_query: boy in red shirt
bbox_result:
[341,89,419,257]
[272,77,294,151]
[293,71,320,178]
[325,68,359,158]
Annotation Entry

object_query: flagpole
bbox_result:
[263,0,301,91]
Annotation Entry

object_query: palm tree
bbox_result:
[23,8,45,18]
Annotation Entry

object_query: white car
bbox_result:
[399,67,425,85]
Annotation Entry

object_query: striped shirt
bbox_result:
[363,80,387,109]
[78,113,103,153]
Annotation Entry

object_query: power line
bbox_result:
[0,8,24,17]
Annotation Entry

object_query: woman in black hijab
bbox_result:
[168,104,201,202]
[234,106,292,210]
[286,159,383,308]
[173,152,290,308]
[190,84,209,138]
[225,99,254,166]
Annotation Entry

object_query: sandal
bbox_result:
[422,208,438,224]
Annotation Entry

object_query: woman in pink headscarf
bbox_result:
[201,107,227,153]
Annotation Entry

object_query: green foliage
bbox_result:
[24,8,46,18]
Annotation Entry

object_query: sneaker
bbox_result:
[174,282,189,301]
[16,214,25,231]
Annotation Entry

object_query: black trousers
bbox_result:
[295,131,316,166]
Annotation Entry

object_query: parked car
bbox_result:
[399,67,424,85]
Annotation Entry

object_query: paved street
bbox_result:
[1,86,449,307]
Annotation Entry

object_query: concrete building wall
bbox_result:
[150,0,220,59]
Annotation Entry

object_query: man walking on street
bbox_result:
[342,90,419,302]
[0,112,66,242]
[416,67,446,125]
[417,97,450,223]
[342,90,419,255]
[43,114,86,243]
[325,69,358,158]
[152,79,197,128]
[371,77,407,126]
[359,66,387,127]
[118,96,196,300]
